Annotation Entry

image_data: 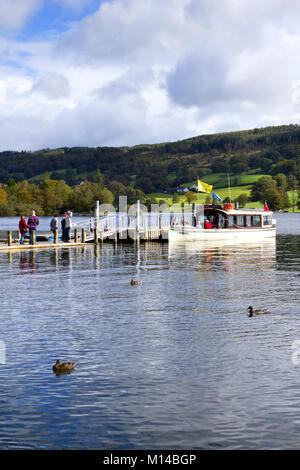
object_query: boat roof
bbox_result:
[203,204,273,216]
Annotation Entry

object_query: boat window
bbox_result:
[219,214,225,228]
[253,215,261,227]
[246,216,252,226]
[263,215,272,225]
[237,215,244,227]
[228,215,235,227]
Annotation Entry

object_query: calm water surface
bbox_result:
[0,213,300,450]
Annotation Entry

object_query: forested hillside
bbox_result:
[1,124,300,193]
[1,124,300,215]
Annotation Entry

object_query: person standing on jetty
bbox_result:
[61,213,66,241]
[50,215,59,233]
[27,210,39,244]
[19,216,28,245]
[64,210,72,242]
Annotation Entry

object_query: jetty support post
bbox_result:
[81,227,86,243]
[94,200,99,222]
[7,231,12,246]
[94,221,99,245]
[54,229,58,244]
[119,196,128,241]
[136,199,140,243]
[74,228,78,243]
[94,200,99,245]
[192,202,196,227]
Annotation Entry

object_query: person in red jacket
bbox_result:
[204,218,212,229]
[19,216,28,244]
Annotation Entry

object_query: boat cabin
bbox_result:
[198,204,274,229]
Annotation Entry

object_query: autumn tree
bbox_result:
[185,191,197,204]
[69,181,95,213]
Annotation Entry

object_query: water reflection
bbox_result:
[3,239,279,279]
[17,250,39,274]
[0,236,300,449]
[168,239,276,272]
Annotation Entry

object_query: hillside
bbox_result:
[1,124,300,194]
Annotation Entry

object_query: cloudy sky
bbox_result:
[1,0,300,151]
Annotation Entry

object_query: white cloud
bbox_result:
[56,0,188,65]
[31,72,70,99]
[0,0,42,30]
[2,0,300,150]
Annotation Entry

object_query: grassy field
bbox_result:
[182,172,268,189]
[27,168,298,212]
[150,187,299,211]
[150,185,259,207]
[152,171,299,211]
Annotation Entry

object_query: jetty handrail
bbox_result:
[72,212,194,233]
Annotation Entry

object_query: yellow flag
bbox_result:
[197,179,213,193]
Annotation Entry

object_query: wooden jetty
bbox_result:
[0,200,177,251]
[0,226,169,251]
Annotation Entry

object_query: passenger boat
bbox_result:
[168,203,276,242]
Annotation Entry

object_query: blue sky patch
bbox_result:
[17,0,105,42]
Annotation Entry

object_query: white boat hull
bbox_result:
[168,226,276,242]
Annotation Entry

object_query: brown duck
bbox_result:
[52,359,76,375]
[131,280,141,285]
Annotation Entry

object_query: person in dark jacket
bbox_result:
[61,214,66,242]
[19,216,28,245]
[50,215,59,232]
[27,210,39,244]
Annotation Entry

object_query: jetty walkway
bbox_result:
[0,199,197,251]
[0,214,172,251]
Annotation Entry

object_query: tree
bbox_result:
[287,174,298,191]
[250,176,276,201]
[172,192,180,204]
[107,181,125,200]
[94,168,104,190]
[0,187,7,213]
[55,180,72,209]
[231,162,248,174]
[144,196,157,210]
[120,186,145,206]
[274,173,287,191]
[236,193,248,207]
[263,188,287,211]
[185,191,197,204]
[272,159,297,176]
[0,186,6,202]
[69,181,94,213]
[18,181,33,204]
[65,167,77,186]
[97,188,114,205]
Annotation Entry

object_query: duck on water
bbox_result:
[52,360,76,375]
[248,306,269,317]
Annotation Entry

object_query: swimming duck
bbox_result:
[248,306,269,317]
[131,280,141,285]
[52,359,76,375]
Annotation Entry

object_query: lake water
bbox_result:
[0,213,300,450]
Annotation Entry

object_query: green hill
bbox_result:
[1,124,300,195]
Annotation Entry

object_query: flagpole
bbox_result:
[227,173,231,203]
